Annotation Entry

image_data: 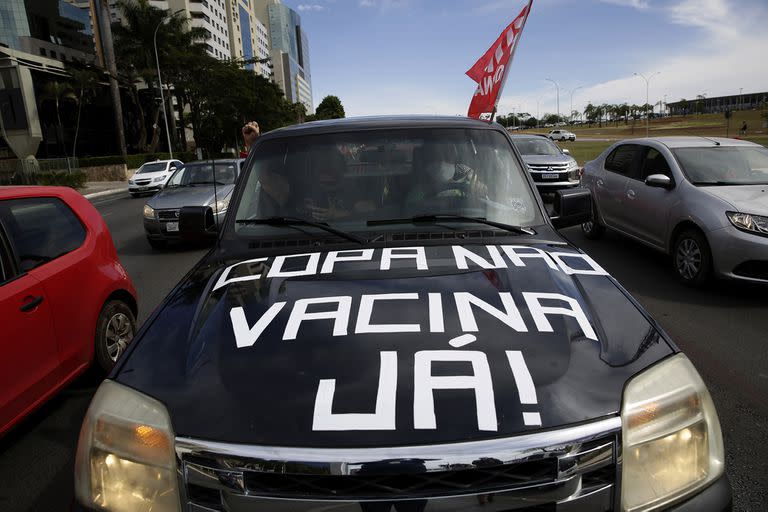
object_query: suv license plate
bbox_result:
[542,173,559,179]
[166,222,179,232]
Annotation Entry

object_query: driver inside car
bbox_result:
[406,143,488,205]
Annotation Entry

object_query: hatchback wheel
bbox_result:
[95,300,136,372]
[673,229,712,286]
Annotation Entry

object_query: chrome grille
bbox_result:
[158,209,180,220]
[527,163,569,172]
[176,417,619,511]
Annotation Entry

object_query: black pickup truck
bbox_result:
[74,116,730,512]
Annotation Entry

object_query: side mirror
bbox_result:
[550,187,592,229]
[645,174,672,189]
[170,166,177,172]
[561,148,570,155]
[179,205,217,241]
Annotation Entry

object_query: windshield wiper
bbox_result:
[236,216,365,245]
[367,214,536,235]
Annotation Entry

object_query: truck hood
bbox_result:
[700,184,768,215]
[116,243,673,447]
[521,154,575,166]
[146,184,235,209]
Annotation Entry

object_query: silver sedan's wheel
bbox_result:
[673,229,712,286]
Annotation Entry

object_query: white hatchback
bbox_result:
[128,160,184,197]
[548,129,576,141]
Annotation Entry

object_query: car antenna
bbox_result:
[683,131,721,146]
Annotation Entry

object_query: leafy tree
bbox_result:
[38,80,77,165]
[524,116,538,128]
[67,66,100,157]
[314,95,345,120]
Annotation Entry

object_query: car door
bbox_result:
[0,197,89,375]
[621,146,677,248]
[0,211,59,433]
[596,144,644,229]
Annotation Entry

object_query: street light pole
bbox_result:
[633,71,660,137]
[545,78,560,125]
[153,9,184,159]
[569,85,583,123]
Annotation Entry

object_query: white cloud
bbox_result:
[297,3,325,11]
[599,0,650,9]
[359,0,376,6]
[358,0,410,9]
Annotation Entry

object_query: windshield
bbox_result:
[168,161,239,187]
[673,146,768,185]
[136,162,166,174]
[234,128,542,236]
[513,137,562,156]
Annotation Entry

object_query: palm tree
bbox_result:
[68,67,100,158]
[112,0,208,152]
[39,80,77,169]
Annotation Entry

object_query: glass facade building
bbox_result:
[266,1,312,113]
[0,0,32,51]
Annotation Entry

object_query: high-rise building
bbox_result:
[168,0,230,60]
[253,0,313,113]
[226,0,270,79]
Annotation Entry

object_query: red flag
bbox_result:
[467,1,533,119]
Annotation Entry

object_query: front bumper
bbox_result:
[707,224,768,283]
[144,212,225,241]
[129,184,163,194]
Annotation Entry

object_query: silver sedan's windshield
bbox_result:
[233,128,543,236]
[673,146,768,185]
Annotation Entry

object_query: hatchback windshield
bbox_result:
[513,137,562,156]
[234,128,542,236]
[673,146,768,185]
[167,161,239,187]
[136,162,166,174]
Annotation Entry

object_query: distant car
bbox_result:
[142,159,244,248]
[510,134,580,190]
[128,159,184,197]
[0,186,137,437]
[581,136,768,285]
[548,129,576,141]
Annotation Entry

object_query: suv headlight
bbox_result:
[128,179,135,185]
[153,175,166,183]
[143,205,155,219]
[621,354,724,511]
[726,211,768,236]
[212,195,231,215]
[74,381,180,512]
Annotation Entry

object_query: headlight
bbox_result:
[153,175,166,183]
[143,205,155,219]
[74,381,180,512]
[621,354,724,511]
[128,179,135,185]
[726,211,768,236]
[212,195,231,215]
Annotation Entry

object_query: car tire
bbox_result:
[581,203,605,240]
[94,300,136,373]
[147,238,167,250]
[673,229,712,286]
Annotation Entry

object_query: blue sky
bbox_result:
[283,0,768,118]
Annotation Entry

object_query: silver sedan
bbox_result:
[580,137,768,285]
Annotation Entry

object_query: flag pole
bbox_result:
[491,0,533,121]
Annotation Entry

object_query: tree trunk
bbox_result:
[73,87,83,158]
[95,0,127,157]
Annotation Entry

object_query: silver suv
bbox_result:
[581,137,768,285]
[511,134,580,190]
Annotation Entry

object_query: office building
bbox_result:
[253,0,313,113]
[168,0,230,59]
[226,0,271,78]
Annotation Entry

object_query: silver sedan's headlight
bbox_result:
[621,354,724,511]
[212,195,231,215]
[153,175,167,183]
[74,381,180,512]
[143,205,155,219]
[727,211,768,236]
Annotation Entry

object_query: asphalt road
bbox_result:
[0,193,765,511]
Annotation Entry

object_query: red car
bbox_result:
[0,186,137,437]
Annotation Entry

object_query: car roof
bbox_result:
[619,136,762,149]
[261,115,499,139]
[0,185,81,201]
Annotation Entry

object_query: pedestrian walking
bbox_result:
[240,121,260,157]
[740,121,747,136]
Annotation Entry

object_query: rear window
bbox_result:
[605,145,642,175]
[0,197,86,272]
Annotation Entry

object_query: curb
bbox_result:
[84,188,126,200]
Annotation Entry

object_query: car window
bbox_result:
[0,226,10,284]
[638,148,672,181]
[235,128,542,236]
[605,144,643,176]
[174,162,238,186]
[672,146,768,185]
[166,167,186,187]
[0,197,86,272]
[513,138,561,156]
[136,162,167,174]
